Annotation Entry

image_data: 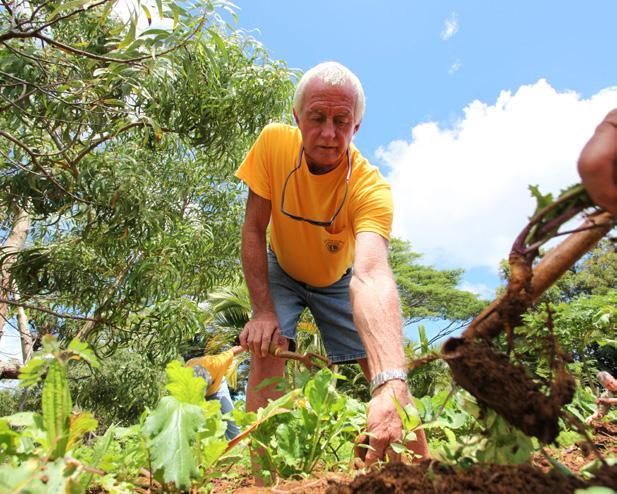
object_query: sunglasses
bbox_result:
[280,145,351,227]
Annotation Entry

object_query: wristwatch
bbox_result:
[369,370,408,395]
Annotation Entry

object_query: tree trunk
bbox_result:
[0,207,31,342]
[15,292,32,362]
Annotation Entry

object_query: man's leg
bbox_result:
[246,335,289,412]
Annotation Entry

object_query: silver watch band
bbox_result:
[369,370,408,395]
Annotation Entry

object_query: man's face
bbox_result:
[294,79,361,171]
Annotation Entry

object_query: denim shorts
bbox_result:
[268,250,366,364]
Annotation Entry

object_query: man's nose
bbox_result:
[321,119,336,139]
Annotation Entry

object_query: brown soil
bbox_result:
[442,337,575,443]
[326,461,617,494]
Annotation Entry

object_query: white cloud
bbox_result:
[441,12,459,41]
[458,282,495,300]
[377,80,617,271]
[448,60,462,75]
[113,0,173,34]
[0,325,24,364]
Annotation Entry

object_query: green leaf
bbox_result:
[67,412,98,450]
[164,360,206,405]
[575,488,616,494]
[42,360,72,459]
[141,4,152,26]
[48,0,92,20]
[142,396,204,489]
[19,357,48,388]
[67,338,99,367]
[200,436,228,469]
[529,184,554,215]
[0,458,71,494]
[275,423,302,467]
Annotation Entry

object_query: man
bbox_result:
[578,108,617,215]
[235,61,429,467]
[186,345,244,440]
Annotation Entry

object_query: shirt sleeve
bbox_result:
[235,124,274,200]
[351,170,394,240]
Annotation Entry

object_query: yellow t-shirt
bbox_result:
[236,123,393,287]
[186,349,234,396]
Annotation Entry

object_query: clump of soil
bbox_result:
[326,461,617,494]
[442,337,575,443]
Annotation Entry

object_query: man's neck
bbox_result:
[305,154,346,175]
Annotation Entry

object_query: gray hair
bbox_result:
[293,61,365,125]
[597,371,612,384]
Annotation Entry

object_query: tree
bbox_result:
[389,237,487,343]
[0,0,296,374]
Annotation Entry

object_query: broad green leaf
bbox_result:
[142,396,204,489]
[275,423,301,467]
[164,360,206,405]
[201,436,228,469]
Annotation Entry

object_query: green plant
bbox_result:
[244,368,366,482]
[0,335,102,493]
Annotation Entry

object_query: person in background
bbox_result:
[586,371,617,424]
[186,345,244,440]
[578,108,617,215]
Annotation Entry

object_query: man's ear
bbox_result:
[353,120,362,135]
[293,109,299,125]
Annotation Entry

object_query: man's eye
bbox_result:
[335,119,350,126]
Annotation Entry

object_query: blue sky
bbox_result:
[227,1,617,342]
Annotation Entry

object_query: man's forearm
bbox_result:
[349,268,406,377]
[241,227,275,315]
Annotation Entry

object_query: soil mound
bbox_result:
[326,461,617,494]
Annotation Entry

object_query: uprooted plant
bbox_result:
[411,184,615,445]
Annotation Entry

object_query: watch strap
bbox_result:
[369,370,408,395]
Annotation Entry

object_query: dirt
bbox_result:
[325,461,617,494]
[442,337,575,443]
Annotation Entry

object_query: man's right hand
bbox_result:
[240,312,280,358]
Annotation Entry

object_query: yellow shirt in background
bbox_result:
[235,123,393,287]
[187,349,234,396]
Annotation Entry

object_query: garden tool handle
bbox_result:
[268,343,331,370]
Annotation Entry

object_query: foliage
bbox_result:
[70,349,167,429]
[389,238,487,340]
[1,337,233,493]
[242,368,366,482]
[514,291,616,386]
[0,0,296,363]
[417,388,535,466]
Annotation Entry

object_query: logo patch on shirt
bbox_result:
[324,239,344,253]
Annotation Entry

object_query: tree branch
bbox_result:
[0,296,103,323]
[32,16,205,65]
[0,130,97,205]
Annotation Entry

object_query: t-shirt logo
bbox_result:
[324,239,343,253]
